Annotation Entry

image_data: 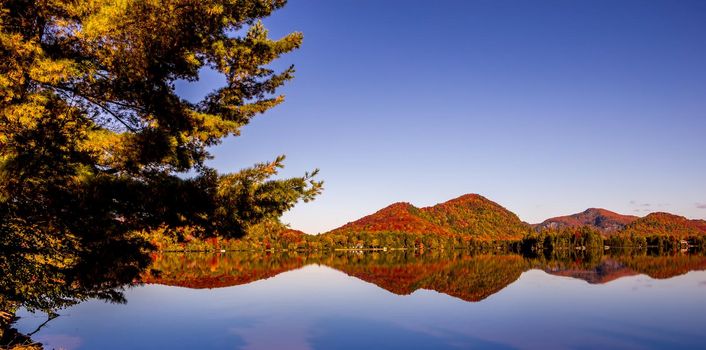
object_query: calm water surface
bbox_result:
[13,251,706,349]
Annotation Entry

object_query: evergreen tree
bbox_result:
[0,0,322,253]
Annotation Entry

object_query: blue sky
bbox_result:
[177,0,706,233]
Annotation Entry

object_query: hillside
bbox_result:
[621,212,706,238]
[691,219,706,233]
[420,194,529,240]
[153,197,706,251]
[328,202,453,236]
[327,194,529,241]
[536,208,638,234]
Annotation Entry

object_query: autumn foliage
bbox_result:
[142,250,706,302]
[621,212,706,238]
[536,208,638,233]
[327,194,530,242]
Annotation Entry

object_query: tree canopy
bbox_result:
[0,0,322,253]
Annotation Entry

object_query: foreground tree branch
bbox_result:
[0,0,322,253]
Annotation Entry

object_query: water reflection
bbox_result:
[0,239,152,349]
[3,248,706,349]
[142,252,310,289]
[142,249,706,302]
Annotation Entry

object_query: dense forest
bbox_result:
[327,194,530,241]
[150,218,706,254]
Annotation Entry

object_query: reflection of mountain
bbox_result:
[324,252,526,302]
[144,251,528,302]
[535,253,706,283]
[327,194,528,241]
[321,252,453,295]
[615,254,706,279]
[142,251,706,303]
[141,253,310,289]
[412,254,527,302]
[536,208,638,233]
[537,257,638,284]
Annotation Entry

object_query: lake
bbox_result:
[9,250,706,349]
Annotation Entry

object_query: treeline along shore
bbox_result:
[147,194,706,253]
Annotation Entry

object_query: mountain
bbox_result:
[420,194,529,240]
[327,194,529,241]
[536,208,638,234]
[691,219,706,233]
[621,212,706,238]
[329,202,453,237]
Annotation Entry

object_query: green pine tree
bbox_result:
[0,0,322,253]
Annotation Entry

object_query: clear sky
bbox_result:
[177,0,706,233]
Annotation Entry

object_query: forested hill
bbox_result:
[421,194,529,240]
[323,195,706,246]
[326,194,530,241]
[327,202,454,237]
[621,212,706,238]
[152,196,706,251]
[536,208,638,233]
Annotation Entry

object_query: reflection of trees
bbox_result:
[321,251,455,295]
[143,250,706,305]
[5,247,706,348]
[613,252,706,279]
[0,238,152,349]
[141,252,319,289]
[420,255,527,301]
[323,251,527,302]
[144,251,529,302]
[530,254,638,284]
[527,250,706,283]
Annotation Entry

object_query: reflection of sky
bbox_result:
[15,267,706,350]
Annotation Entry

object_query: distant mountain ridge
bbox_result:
[327,194,529,241]
[536,208,638,233]
[323,194,706,240]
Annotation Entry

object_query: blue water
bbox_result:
[13,253,706,350]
